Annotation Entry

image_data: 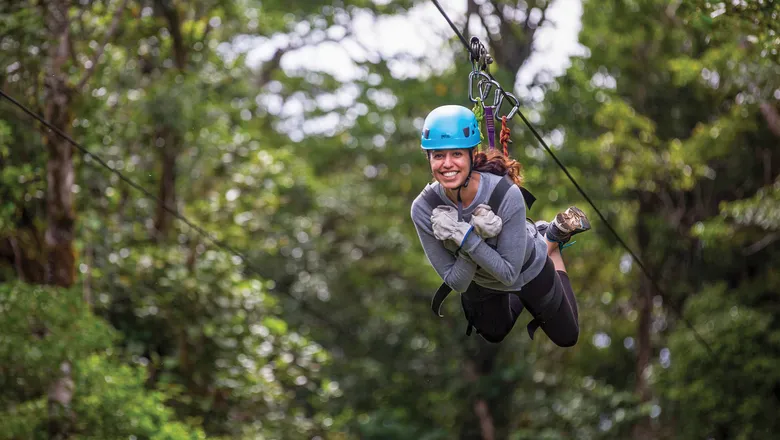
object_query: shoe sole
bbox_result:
[555,207,591,234]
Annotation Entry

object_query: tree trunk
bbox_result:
[45,128,76,287]
[154,132,177,238]
[759,102,780,138]
[460,341,500,440]
[44,1,76,437]
[154,0,187,70]
[44,0,77,289]
[468,0,547,76]
[5,210,46,283]
[632,195,655,440]
[151,0,186,239]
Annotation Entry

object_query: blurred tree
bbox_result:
[10,0,130,437]
[2,0,778,438]
[536,0,780,438]
[0,282,205,439]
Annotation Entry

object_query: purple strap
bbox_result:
[484,106,496,150]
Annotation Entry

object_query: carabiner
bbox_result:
[503,92,520,120]
[490,80,503,112]
[478,78,494,103]
[468,70,492,103]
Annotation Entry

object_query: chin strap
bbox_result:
[456,187,464,221]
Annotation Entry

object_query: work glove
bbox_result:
[469,204,503,238]
[431,205,474,248]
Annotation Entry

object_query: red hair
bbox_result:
[472,149,524,187]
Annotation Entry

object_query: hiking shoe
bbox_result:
[545,206,591,245]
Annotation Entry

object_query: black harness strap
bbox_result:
[426,176,537,319]
[487,175,513,213]
[526,295,563,340]
[519,186,536,211]
[433,245,537,317]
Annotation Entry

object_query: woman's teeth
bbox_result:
[443,171,458,177]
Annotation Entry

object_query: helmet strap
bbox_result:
[462,171,472,188]
[456,187,464,222]
[461,149,474,188]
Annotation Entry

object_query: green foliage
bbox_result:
[0,119,46,239]
[91,245,337,438]
[537,0,779,438]
[721,177,780,230]
[0,283,204,439]
[660,282,780,439]
[0,283,116,401]
[72,355,207,440]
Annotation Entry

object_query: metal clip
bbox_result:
[468,70,492,103]
[478,78,493,102]
[503,92,520,120]
[490,80,503,113]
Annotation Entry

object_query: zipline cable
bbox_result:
[0,88,357,345]
[430,0,715,356]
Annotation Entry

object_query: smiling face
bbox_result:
[428,148,472,189]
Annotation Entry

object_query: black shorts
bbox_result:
[460,256,579,346]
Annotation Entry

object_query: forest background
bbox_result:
[1,0,778,439]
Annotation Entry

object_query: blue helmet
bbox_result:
[421,105,481,150]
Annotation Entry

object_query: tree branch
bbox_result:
[255,46,287,88]
[743,232,778,256]
[154,0,187,70]
[473,399,496,440]
[464,355,498,440]
[463,0,478,42]
[485,0,542,74]
[255,32,352,88]
[76,0,129,91]
[759,102,780,138]
[9,236,26,282]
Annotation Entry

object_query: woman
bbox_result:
[410,105,590,346]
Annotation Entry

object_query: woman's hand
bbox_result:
[431,206,473,247]
[470,204,503,238]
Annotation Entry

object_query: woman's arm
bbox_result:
[411,199,477,292]
[458,185,528,286]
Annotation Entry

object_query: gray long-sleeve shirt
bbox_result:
[410,171,547,293]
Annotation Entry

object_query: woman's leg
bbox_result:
[520,256,580,347]
[546,239,567,273]
[546,237,580,322]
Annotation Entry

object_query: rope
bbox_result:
[429,0,715,357]
[471,97,485,149]
[0,88,358,347]
[499,116,511,157]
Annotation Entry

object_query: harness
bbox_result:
[422,175,549,338]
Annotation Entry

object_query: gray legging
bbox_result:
[460,256,580,346]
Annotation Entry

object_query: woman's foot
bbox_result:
[543,206,591,245]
